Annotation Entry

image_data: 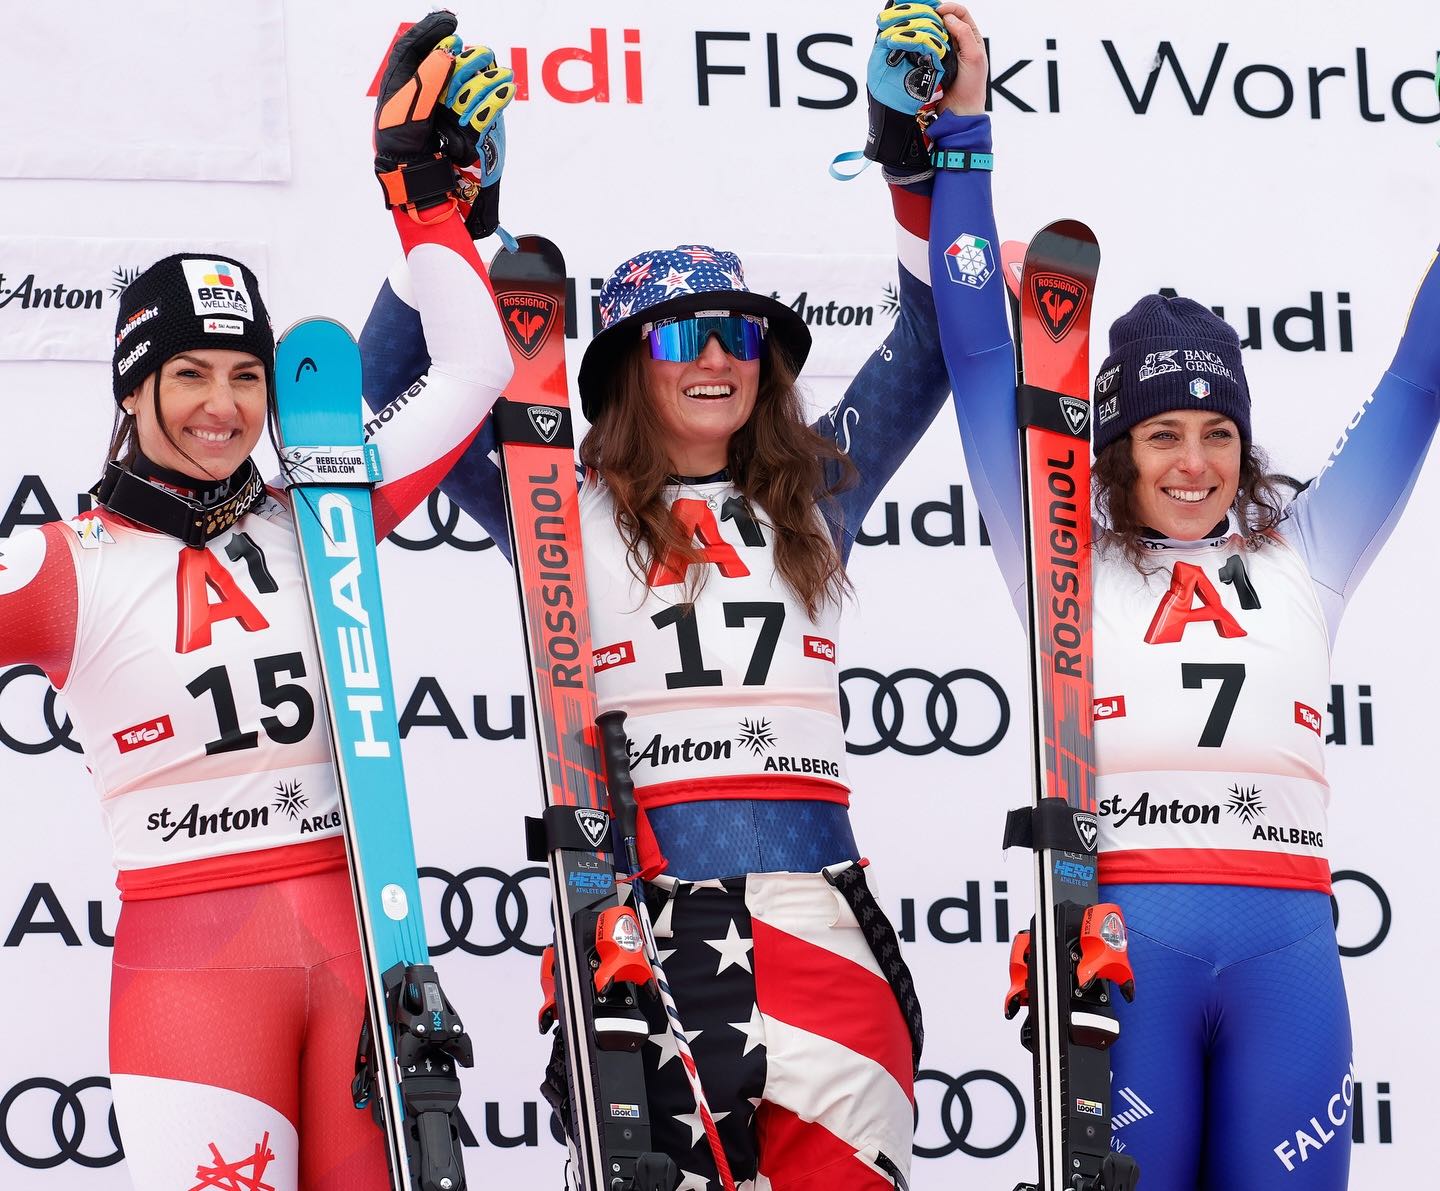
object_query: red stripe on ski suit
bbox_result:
[755,1103,897,1190]
[1100,847,1331,893]
[752,917,913,1100]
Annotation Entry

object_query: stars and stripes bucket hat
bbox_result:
[577,244,811,420]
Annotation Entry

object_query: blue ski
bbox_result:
[275,317,472,1191]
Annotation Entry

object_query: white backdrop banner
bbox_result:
[0,3,291,182]
[0,238,268,361]
[0,1,1435,1188]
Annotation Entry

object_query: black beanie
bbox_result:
[112,254,274,404]
[1092,294,1250,456]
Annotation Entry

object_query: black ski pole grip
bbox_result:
[596,710,639,841]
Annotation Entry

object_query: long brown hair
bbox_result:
[579,341,856,617]
[1093,434,1290,569]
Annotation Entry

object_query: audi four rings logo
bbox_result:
[839,668,1010,756]
[420,865,551,957]
[386,490,497,552]
[0,666,80,755]
[1330,869,1391,957]
[0,1076,122,1169]
[912,1068,1026,1159]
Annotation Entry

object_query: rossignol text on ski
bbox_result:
[488,237,680,1191]
[998,225,1139,1191]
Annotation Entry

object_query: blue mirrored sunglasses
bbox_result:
[642,312,767,363]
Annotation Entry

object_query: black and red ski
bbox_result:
[488,237,676,1191]
[999,223,1139,1191]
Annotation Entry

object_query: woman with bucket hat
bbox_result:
[927,1,1440,1180]
[359,7,994,1186]
[0,17,515,1189]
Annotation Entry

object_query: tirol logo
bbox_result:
[1032,273,1089,342]
[1093,694,1126,720]
[499,290,557,360]
[1073,812,1100,852]
[592,640,635,673]
[528,405,561,443]
[803,635,836,663]
[113,715,173,754]
[1294,701,1322,736]
[1059,396,1090,435]
[575,808,608,848]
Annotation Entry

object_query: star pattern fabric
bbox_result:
[639,878,764,1188]
[704,920,754,975]
[549,866,921,1189]
[595,246,751,333]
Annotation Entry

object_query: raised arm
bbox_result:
[365,207,511,540]
[817,174,952,564]
[819,2,988,565]
[1283,247,1440,641]
[358,17,516,541]
[360,260,513,558]
[925,8,1027,616]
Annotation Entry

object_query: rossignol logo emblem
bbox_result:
[528,405,561,443]
[1060,396,1091,435]
[498,290,557,359]
[1073,812,1100,852]
[1032,273,1089,341]
[575,808,608,848]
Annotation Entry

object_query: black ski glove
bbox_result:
[373,11,462,212]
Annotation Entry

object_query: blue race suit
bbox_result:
[928,109,1440,1189]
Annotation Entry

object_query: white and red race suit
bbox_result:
[0,204,510,1191]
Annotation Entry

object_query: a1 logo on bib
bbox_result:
[1072,811,1100,853]
[575,808,609,849]
[528,406,562,443]
[1031,272,1089,342]
[499,290,558,360]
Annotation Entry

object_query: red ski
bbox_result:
[489,237,676,1191]
[999,223,1138,1191]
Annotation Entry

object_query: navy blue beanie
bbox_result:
[1091,294,1250,455]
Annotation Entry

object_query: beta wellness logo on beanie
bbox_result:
[179,258,255,322]
[111,254,272,402]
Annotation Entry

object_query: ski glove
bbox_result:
[374,11,464,213]
[864,1,955,175]
[870,1,948,115]
[442,45,516,239]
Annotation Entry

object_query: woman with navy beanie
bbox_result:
[928,7,1440,1179]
